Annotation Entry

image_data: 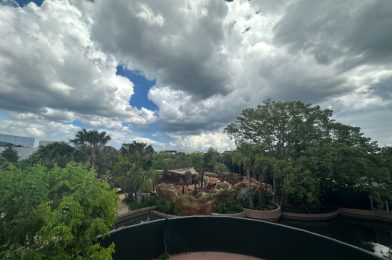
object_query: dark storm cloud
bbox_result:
[274,0,392,69]
[90,0,230,99]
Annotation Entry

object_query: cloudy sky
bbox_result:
[0,0,391,151]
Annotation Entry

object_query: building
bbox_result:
[0,133,37,160]
[161,167,199,185]
[0,133,35,147]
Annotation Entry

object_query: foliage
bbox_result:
[283,169,320,211]
[70,129,111,147]
[27,142,75,168]
[0,145,19,163]
[120,141,154,170]
[70,129,111,170]
[213,163,228,174]
[156,198,181,215]
[0,164,118,259]
[95,146,119,176]
[127,193,158,210]
[203,147,220,172]
[225,99,333,159]
[214,191,243,214]
[224,99,390,210]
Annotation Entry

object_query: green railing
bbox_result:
[101,216,382,260]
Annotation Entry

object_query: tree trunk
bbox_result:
[247,166,254,208]
[272,173,276,202]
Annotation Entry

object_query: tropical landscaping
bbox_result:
[1,100,392,259]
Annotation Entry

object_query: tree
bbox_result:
[28,142,75,168]
[203,147,220,172]
[0,145,19,163]
[237,143,260,208]
[70,129,111,170]
[283,169,320,211]
[120,141,154,170]
[96,146,119,177]
[0,164,118,259]
[225,99,333,159]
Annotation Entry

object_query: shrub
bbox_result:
[156,198,181,215]
[214,197,243,214]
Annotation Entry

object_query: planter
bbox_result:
[151,210,178,218]
[212,211,246,218]
[339,208,392,223]
[281,208,340,221]
[244,203,281,222]
[116,206,156,225]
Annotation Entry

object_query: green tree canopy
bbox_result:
[27,142,75,168]
[120,141,154,170]
[0,164,118,259]
[70,129,111,170]
[0,145,19,163]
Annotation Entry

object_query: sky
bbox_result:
[0,0,391,151]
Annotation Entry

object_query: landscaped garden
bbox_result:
[1,100,392,259]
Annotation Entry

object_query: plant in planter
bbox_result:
[238,186,276,210]
[156,198,181,215]
[239,186,281,221]
[214,197,243,214]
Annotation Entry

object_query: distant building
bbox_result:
[0,133,35,147]
[0,133,37,160]
[161,167,199,185]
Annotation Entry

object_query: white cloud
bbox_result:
[167,129,235,152]
[0,0,391,149]
[0,0,155,124]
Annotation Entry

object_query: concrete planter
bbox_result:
[244,203,281,222]
[212,211,246,218]
[281,208,340,221]
[151,210,178,218]
[339,208,392,223]
[116,206,156,225]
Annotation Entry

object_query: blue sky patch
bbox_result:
[13,0,44,7]
[0,111,10,120]
[116,66,159,111]
[72,119,93,129]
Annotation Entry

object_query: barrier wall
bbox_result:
[102,216,382,260]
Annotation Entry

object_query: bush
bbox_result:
[127,193,158,210]
[156,198,181,215]
[237,187,275,210]
[283,169,320,211]
[214,197,243,214]
[214,189,243,214]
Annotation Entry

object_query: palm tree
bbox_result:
[70,129,111,170]
[237,143,258,208]
[120,141,154,170]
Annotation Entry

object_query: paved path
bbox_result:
[117,193,129,217]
